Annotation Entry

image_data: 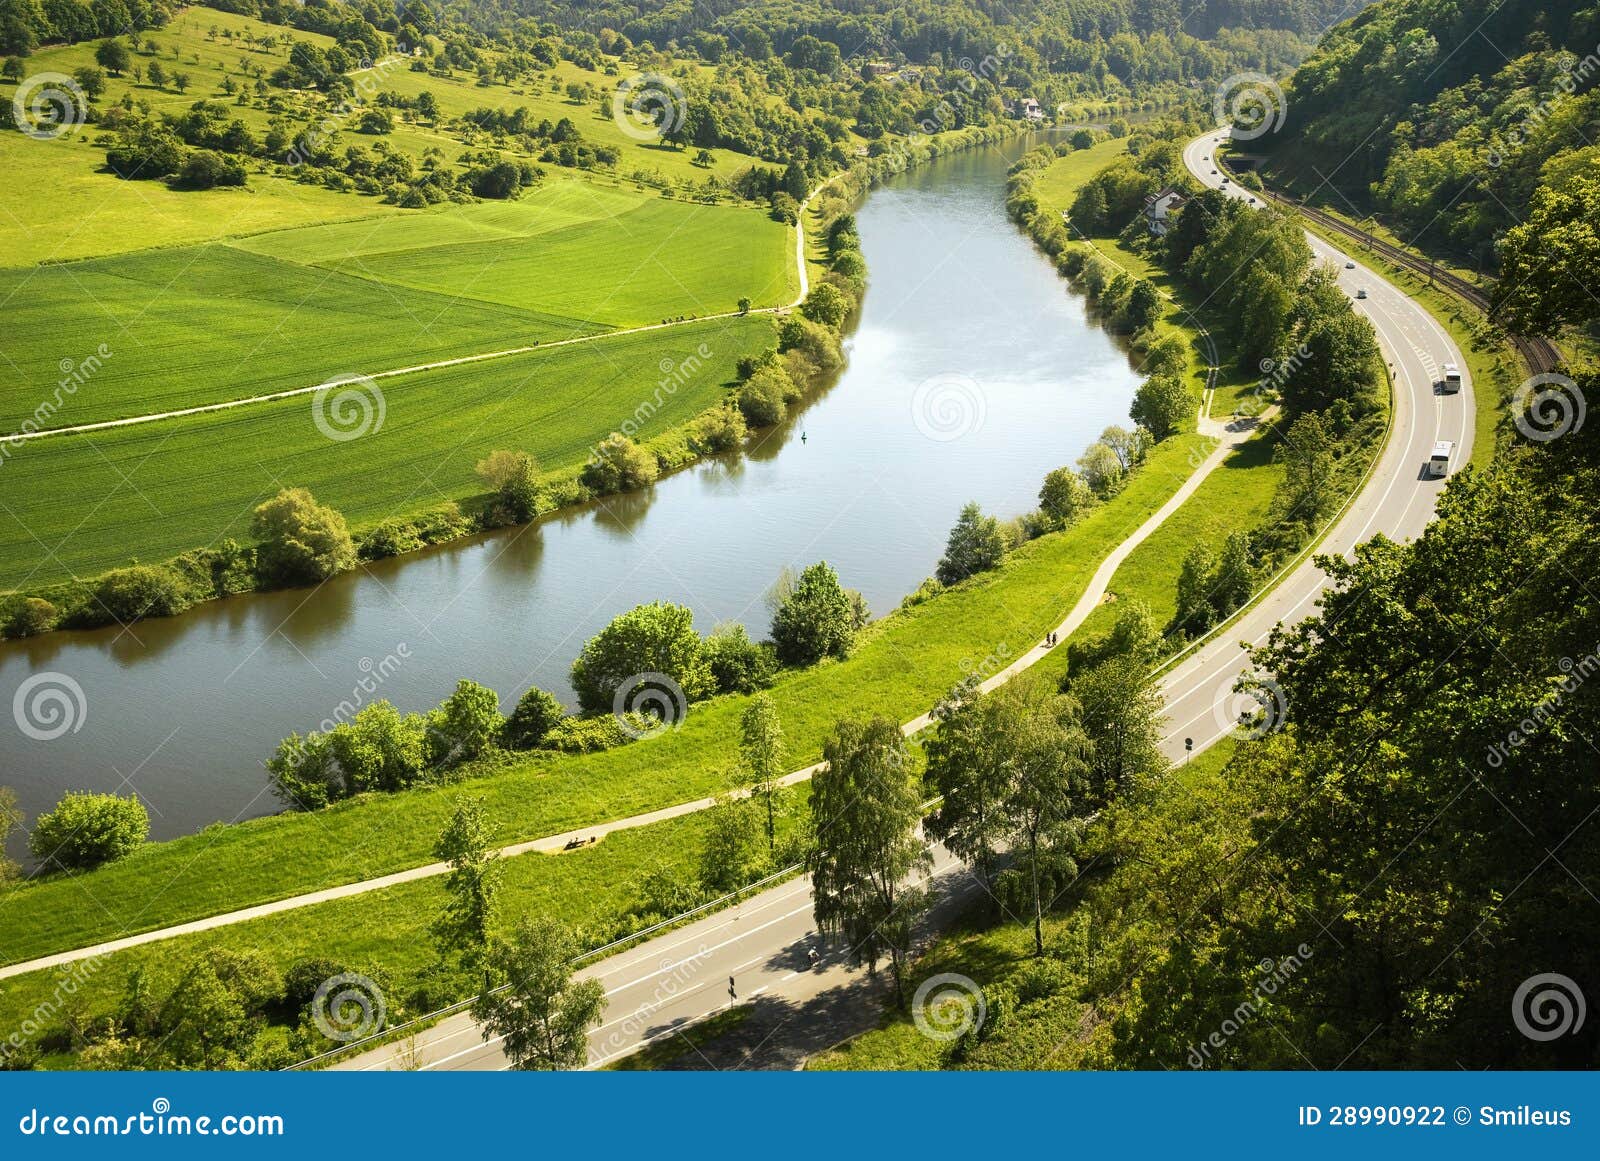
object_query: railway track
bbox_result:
[1238,174,1563,376]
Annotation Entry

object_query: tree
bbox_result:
[1495,174,1600,335]
[172,70,189,93]
[1210,530,1256,617]
[503,686,564,749]
[800,282,849,329]
[146,59,165,88]
[740,693,786,853]
[1121,279,1163,332]
[995,677,1092,954]
[432,797,502,978]
[1171,541,1217,636]
[924,679,1011,885]
[1276,412,1335,526]
[71,65,105,99]
[1038,467,1093,528]
[3,57,26,83]
[473,917,605,1070]
[327,701,429,793]
[579,433,657,496]
[699,789,764,891]
[569,601,714,714]
[95,38,130,76]
[158,949,280,1068]
[429,679,503,766]
[1130,373,1192,440]
[474,451,541,523]
[1070,653,1168,802]
[770,560,856,666]
[1281,310,1383,415]
[29,790,149,870]
[251,487,356,587]
[1077,440,1124,496]
[936,501,1007,585]
[808,716,931,1000]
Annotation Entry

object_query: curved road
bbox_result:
[1155,129,1473,757]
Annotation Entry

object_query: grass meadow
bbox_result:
[0,314,777,589]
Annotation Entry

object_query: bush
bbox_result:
[737,365,791,427]
[5,597,58,637]
[800,282,851,329]
[1038,467,1093,528]
[251,487,356,587]
[580,434,658,496]
[175,149,248,189]
[427,679,504,766]
[503,686,565,749]
[703,623,777,694]
[541,714,638,754]
[93,564,191,622]
[771,561,857,666]
[689,405,747,453]
[29,791,149,870]
[475,449,541,524]
[327,701,430,794]
[265,730,343,809]
[569,601,715,714]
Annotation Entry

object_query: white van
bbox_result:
[1428,440,1454,477]
[1441,363,1462,393]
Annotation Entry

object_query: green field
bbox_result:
[1,185,793,434]
[0,314,776,589]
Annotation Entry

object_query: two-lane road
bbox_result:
[1156,130,1474,756]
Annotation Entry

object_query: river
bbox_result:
[0,139,1141,850]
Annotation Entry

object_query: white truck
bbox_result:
[1428,440,1454,478]
[1441,362,1462,393]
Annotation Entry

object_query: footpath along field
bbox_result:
[1,182,794,433]
[0,314,777,589]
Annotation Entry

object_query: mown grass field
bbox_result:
[0,314,776,589]
[0,432,1211,966]
[1,184,793,434]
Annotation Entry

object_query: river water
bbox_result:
[0,140,1141,848]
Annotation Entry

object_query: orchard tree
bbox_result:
[96,39,131,76]
[474,917,605,1070]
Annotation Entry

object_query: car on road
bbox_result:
[1356,288,1368,299]
[1220,177,1229,185]
[1441,362,1462,393]
[1428,440,1454,478]
[1345,260,1356,269]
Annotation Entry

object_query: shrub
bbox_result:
[569,601,715,714]
[252,487,356,587]
[175,149,248,189]
[5,597,58,637]
[93,564,191,622]
[503,686,565,749]
[579,434,658,496]
[703,622,777,694]
[737,365,791,427]
[800,282,851,329]
[326,701,430,794]
[771,561,857,666]
[475,449,541,524]
[29,791,149,870]
[541,714,638,753]
[689,405,747,453]
[427,679,504,766]
[936,502,1007,585]
[265,730,343,809]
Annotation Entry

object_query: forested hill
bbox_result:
[1260,0,1600,267]
[447,1,1375,78]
